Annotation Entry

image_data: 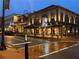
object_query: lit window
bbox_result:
[42,15,48,27]
[14,16,18,22]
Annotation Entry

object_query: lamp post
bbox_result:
[0,0,6,50]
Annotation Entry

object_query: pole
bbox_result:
[0,0,6,50]
[25,44,28,59]
[25,34,28,59]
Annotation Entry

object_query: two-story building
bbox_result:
[5,14,21,33]
[24,5,79,38]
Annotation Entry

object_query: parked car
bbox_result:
[5,31,14,35]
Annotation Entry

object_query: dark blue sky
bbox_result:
[0,0,79,16]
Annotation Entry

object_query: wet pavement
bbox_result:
[5,36,50,48]
[40,45,79,59]
[28,42,78,59]
[3,36,79,59]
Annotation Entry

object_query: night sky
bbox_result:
[0,0,79,16]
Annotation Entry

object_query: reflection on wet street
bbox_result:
[28,42,77,59]
[5,36,26,48]
[4,36,79,59]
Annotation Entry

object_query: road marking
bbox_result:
[12,42,31,46]
[39,44,79,58]
[7,42,31,47]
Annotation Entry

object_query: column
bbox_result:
[63,12,65,22]
[32,17,35,37]
[74,17,76,24]
[69,15,71,23]
[39,15,42,36]
[48,12,51,22]
[54,10,57,22]
[48,13,51,36]
[32,17,34,25]
[58,9,61,22]
[58,9,61,37]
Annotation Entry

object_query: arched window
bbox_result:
[60,12,63,22]
[51,12,55,21]
[42,15,48,27]
[50,12,55,25]
[75,17,79,24]
[50,17,55,25]
[34,17,39,27]
[65,14,69,23]
[70,17,74,23]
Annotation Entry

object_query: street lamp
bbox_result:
[0,0,6,50]
[0,0,10,50]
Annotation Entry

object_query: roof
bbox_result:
[29,5,79,16]
[5,13,22,18]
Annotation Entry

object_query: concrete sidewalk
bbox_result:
[0,48,25,59]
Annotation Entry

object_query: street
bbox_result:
[0,35,78,59]
[40,44,79,59]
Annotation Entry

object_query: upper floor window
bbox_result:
[60,12,63,22]
[50,16,55,25]
[51,12,56,21]
[42,15,48,27]
[50,12,55,25]
[75,17,79,24]
[70,17,74,24]
[65,14,69,23]
[28,17,32,25]
[34,17,39,27]
[18,16,24,23]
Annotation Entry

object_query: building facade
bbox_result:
[24,5,79,38]
[5,14,22,33]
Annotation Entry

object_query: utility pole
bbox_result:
[0,0,6,50]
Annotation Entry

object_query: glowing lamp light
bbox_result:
[68,30,70,33]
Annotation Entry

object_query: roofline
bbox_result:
[5,13,22,18]
[29,5,79,16]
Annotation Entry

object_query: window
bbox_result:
[42,15,48,27]
[34,17,39,27]
[60,12,63,22]
[50,13,55,25]
[29,18,32,25]
[70,17,74,24]
[70,27,72,33]
[50,17,55,25]
[75,17,79,24]
[65,14,69,23]
[36,28,39,34]
[51,12,55,21]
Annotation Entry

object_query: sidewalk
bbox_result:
[0,48,25,59]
